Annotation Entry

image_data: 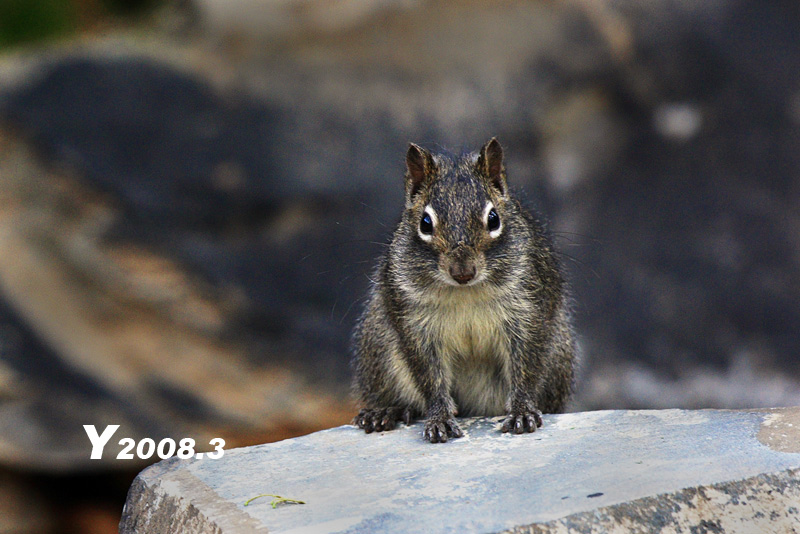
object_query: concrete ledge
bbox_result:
[120,408,800,533]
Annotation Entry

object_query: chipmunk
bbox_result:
[352,138,575,443]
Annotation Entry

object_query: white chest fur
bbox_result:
[421,286,519,416]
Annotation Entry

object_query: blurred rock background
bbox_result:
[0,0,798,531]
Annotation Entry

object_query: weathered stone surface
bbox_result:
[120,408,800,533]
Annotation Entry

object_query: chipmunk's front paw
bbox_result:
[423,417,463,443]
[353,407,413,433]
[501,409,543,434]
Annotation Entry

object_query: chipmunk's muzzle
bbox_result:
[449,262,476,284]
[444,244,482,286]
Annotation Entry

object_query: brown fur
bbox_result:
[352,138,575,443]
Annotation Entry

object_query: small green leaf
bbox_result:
[244,494,306,508]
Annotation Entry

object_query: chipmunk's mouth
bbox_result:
[438,267,487,287]
[439,251,487,287]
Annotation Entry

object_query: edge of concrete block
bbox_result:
[505,467,800,533]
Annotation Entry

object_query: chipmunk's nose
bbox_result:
[449,262,476,285]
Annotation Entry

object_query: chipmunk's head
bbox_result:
[402,138,512,288]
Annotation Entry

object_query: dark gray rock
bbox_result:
[0,130,354,470]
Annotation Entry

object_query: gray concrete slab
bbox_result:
[120,408,800,533]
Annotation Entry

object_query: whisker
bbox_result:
[551,231,603,246]
[358,201,390,228]
[340,294,370,324]
[299,238,389,263]
[558,251,601,281]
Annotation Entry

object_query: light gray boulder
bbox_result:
[120,407,800,533]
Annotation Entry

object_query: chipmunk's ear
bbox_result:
[478,137,507,196]
[405,143,435,201]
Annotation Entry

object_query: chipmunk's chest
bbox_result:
[420,289,516,415]
[431,298,508,360]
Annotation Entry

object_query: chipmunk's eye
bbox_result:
[419,212,434,235]
[487,208,500,232]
